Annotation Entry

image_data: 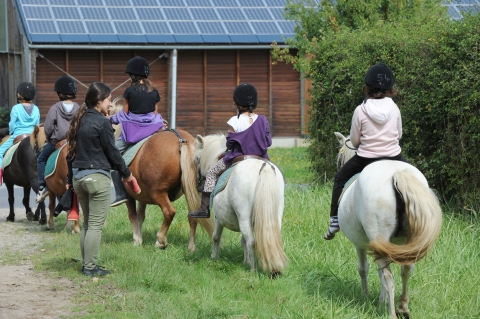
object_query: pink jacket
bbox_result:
[350,97,402,158]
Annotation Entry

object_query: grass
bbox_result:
[22,147,480,318]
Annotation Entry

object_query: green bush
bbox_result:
[274,13,480,211]
[0,106,9,128]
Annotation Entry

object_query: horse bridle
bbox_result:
[344,138,358,151]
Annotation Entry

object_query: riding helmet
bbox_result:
[125,56,150,77]
[233,83,258,107]
[364,63,394,90]
[16,82,36,101]
[53,75,77,95]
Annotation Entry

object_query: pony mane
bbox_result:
[30,126,46,150]
[196,133,227,174]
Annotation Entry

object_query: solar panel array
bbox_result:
[16,0,479,44]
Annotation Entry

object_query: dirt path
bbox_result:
[0,208,77,319]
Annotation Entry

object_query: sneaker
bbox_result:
[323,217,340,240]
[36,186,49,203]
[82,265,110,277]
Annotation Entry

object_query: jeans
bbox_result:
[329,153,408,217]
[37,142,56,185]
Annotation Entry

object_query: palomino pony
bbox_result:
[2,132,46,224]
[31,126,80,234]
[333,132,442,318]
[195,134,287,277]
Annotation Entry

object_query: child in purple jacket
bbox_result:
[189,83,272,218]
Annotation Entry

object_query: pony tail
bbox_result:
[66,103,88,159]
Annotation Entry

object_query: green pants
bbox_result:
[73,173,111,271]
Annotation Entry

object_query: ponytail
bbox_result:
[129,74,155,93]
[66,103,87,159]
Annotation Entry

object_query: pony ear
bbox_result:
[196,135,204,145]
[334,132,346,146]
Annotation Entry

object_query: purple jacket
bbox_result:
[110,110,164,143]
[223,115,272,167]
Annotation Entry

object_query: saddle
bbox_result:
[13,134,30,145]
[232,155,264,165]
[55,139,67,150]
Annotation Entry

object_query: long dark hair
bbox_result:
[66,82,111,159]
[129,74,155,93]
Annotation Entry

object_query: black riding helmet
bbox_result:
[364,63,394,90]
[17,82,36,101]
[125,56,150,77]
[233,83,258,108]
[54,75,77,95]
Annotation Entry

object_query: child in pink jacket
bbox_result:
[324,63,407,240]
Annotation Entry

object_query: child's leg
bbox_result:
[204,159,228,193]
[37,143,56,186]
[115,139,131,153]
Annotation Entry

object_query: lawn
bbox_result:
[29,147,479,318]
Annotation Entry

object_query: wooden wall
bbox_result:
[35,49,301,137]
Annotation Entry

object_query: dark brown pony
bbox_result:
[31,126,80,233]
[3,132,46,224]
[123,129,213,251]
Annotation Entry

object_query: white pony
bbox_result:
[195,134,288,277]
[334,132,442,319]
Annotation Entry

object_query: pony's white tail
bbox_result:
[370,169,442,264]
[180,140,214,237]
[253,163,288,274]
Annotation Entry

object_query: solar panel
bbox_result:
[217,8,245,20]
[277,21,295,34]
[224,21,252,34]
[251,22,280,34]
[109,8,137,20]
[50,0,77,6]
[197,22,226,34]
[269,8,284,20]
[212,0,238,6]
[243,8,272,20]
[186,0,213,6]
[238,0,265,7]
[190,8,219,20]
[81,7,108,20]
[136,0,158,5]
[85,21,115,33]
[446,6,462,19]
[77,0,104,5]
[28,20,57,33]
[52,7,81,20]
[158,0,185,6]
[169,22,198,34]
[23,6,52,19]
[104,0,132,6]
[20,0,46,4]
[458,4,480,13]
[114,21,143,34]
[56,21,87,34]
[136,8,164,20]
[450,0,478,4]
[142,21,171,34]
[264,0,287,6]
[163,8,192,20]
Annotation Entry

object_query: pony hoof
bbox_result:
[269,271,282,279]
[396,310,410,319]
[39,218,47,225]
[6,216,14,222]
[155,241,167,250]
[26,211,34,221]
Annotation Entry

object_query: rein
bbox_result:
[344,139,358,151]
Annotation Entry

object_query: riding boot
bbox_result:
[188,192,211,218]
[110,171,128,207]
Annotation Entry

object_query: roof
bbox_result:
[16,0,296,45]
[15,0,479,46]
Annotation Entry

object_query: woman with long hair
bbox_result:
[66,82,133,276]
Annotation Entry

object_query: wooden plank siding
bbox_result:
[34,49,301,137]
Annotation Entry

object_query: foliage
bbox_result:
[273,1,480,211]
[0,106,9,128]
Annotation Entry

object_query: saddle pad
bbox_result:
[210,164,238,208]
[338,173,360,204]
[1,142,20,169]
[123,136,152,167]
[45,144,66,179]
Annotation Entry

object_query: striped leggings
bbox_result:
[203,159,227,193]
